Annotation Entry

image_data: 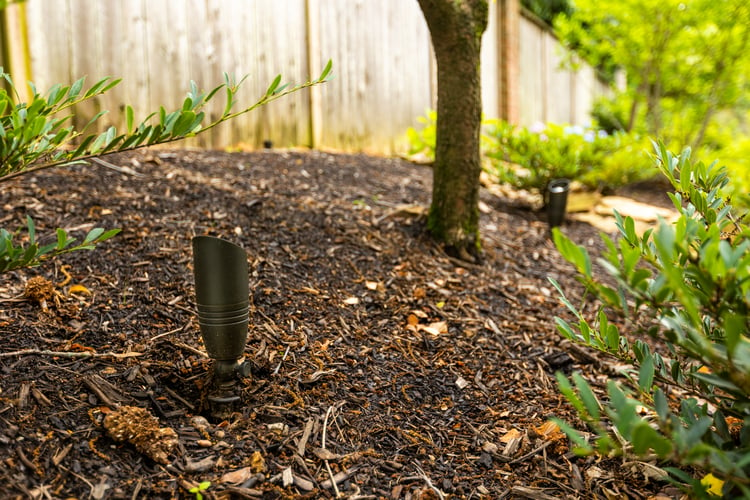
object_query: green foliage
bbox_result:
[551,142,750,497]
[482,120,656,192]
[0,216,120,273]
[0,61,333,273]
[521,0,572,26]
[405,110,657,193]
[405,109,437,161]
[189,481,211,500]
[590,94,632,134]
[554,0,750,151]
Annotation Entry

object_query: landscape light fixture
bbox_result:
[192,236,252,406]
[546,178,570,228]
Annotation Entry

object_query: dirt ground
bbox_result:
[0,149,678,499]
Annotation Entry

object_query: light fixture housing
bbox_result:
[192,236,251,405]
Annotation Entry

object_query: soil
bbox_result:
[0,149,678,499]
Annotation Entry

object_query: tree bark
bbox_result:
[417,0,488,262]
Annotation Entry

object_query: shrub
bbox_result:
[405,109,437,161]
[483,119,656,193]
[551,142,750,498]
[0,62,332,272]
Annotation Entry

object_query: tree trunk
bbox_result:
[417,0,488,263]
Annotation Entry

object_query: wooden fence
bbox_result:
[1,0,612,154]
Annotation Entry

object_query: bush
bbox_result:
[590,93,633,135]
[551,142,750,498]
[405,109,437,161]
[482,119,656,193]
[405,111,657,194]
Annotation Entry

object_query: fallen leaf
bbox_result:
[419,321,447,335]
[221,466,254,484]
[300,369,337,384]
[534,421,565,440]
[500,428,523,443]
[585,466,607,481]
[411,309,428,319]
[68,284,92,296]
[312,447,343,461]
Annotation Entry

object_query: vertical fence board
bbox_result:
[573,65,600,126]
[518,17,543,126]
[316,0,432,153]
[481,0,500,120]
[25,0,72,92]
[546,34,571,124]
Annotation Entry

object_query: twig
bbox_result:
[0,294,26,302]
[91,156,145,177]
[168,341,209,358]
[162,386,196,412]
[410,462,445,500]
[0,349,142,359]
[273,345,291,375]
[322,404,340,497]
[150,322,190,342]
[508,440,553,465]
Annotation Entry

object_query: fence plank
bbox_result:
[518,17,544,126]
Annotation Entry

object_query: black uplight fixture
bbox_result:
[546,178,570,228]
[192,236,252,406]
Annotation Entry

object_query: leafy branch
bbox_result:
[0,59,332,182]
[0,216,120,273]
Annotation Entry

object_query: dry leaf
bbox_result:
[300,369,336,384]
[68,284,92,296]
[585,466,607,480]
[365,281,379,290]
[312,447,343,461]
[221,466,254,484]
[419,321,447,335]
[500,428,523,443]
[534,421,565,440]
[500,428,524,456]
[343,296,360,305]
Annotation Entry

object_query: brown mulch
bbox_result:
[0,149,677,499]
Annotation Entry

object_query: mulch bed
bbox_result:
[0,150,676,499]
